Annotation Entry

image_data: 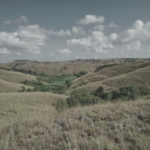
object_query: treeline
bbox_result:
[53,85,150,111]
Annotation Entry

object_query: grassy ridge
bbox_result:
[0,69,37,83]
[70,61,150,93]
[0,79,33,93]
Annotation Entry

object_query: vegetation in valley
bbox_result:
[17,70,87,94]
[1,59,150,150]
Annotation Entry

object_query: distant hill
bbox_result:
[0,58,150,75]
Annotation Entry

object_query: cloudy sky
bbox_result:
[0,0,150,63]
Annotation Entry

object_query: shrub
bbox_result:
[101,92,112,101]
[119,86,139,100]
[52,99,68,112]
[94,86,104,97]
[26,88,32,92]
[18,86,26,92]
[66,92,103,108]
[120,89,131,100]
[65,80,71,87]
[111,91,121,100]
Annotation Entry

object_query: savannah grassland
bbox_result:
[0,59,150,150]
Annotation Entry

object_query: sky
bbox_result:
[0,0,150,63]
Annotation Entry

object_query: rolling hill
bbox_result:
[1,58,150,76]
[69,60,150,93]
[0,69,37,93]
[0,78,33,93]
[0,69,37,83]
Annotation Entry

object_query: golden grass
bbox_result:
[70,61,150,93]
[0,69,37,83]
[0,92,68,128]
[0,79,33,93]
[0,93,150,150]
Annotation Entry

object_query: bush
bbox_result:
[119,86,139,100]
[94,86,104,97]
[18,86,26,92]
[65,80,71,87]
[94,85,148,101]
[52,99,68,112]
[26,88,32,92]
[111,91,121,100]
[66,92,103,108]
[101,92,112,101]
[120,89,131,100]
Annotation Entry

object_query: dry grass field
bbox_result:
[0,93,150,150]
[0,79,33,93]
[0,59,150,149]
[0,69,37,83]
[0,92,68,128]
[0,69,37,93]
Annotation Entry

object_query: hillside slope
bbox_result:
[69,60,150,93]
[0,69,37,83]
[0,79,33,93]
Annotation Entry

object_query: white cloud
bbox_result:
[67,37,92,49]
[57,49,72,55]
[0,25,47,55]
[3,16,28,25]
[16,52,21,55]
[51,49,72,56]
[109,20,150,52]
[47,27,85,37]
[94,25,105,31]
[0,48,10,54]
[72,26,86,35]
[48,29,72,36]
[107,22,118,28]
[94,22,118,31]
[77,15,105,25]
[67,31,113,53]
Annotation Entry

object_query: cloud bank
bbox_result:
[1,14,150,60]
[0,25,46,55]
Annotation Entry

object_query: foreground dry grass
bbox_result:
[0,92,68,128]
[0,93,150,150]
